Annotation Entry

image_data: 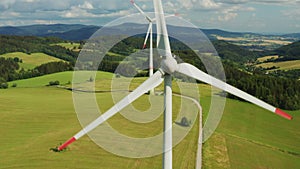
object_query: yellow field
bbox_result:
[256,60,300,70]
[214,36,292,46]
[257,55,279,62]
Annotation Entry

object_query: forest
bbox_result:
[0,35,299,110]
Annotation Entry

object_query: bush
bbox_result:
[180,117,189,127]
[0,83,8,89]
[11,83,17,88]
[48,81,60,86]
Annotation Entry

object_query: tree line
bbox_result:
[0,35,78,63]
[0,57,72,83]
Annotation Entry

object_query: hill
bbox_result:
[0,24,88,36]
[1,52,62,70]
[1,24,299,42]
[273,41,300,61]
[212,40,258,63]
[0,35,78,62]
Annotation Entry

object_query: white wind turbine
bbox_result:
[130,0,177,95]
[131,0,155,95]
[56,0,293,169]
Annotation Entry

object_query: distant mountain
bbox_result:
[201,29,258,38]
[0,23,272,41]
[43,26,100,41]
[0,24,96,40]
[0,23,299,43]
[282,33,300,39]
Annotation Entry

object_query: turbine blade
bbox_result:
[57,70,165,151]
[153,0,171,56]
[131,0,152,22]
[143,23,152,49]
[176,63,292,120]
[153,0,162,48]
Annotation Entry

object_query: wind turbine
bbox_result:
[130,0,177,95]
[131,0,155,95]
[56,0,293,169]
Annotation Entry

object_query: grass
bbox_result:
[1,52,62,70]
[0,83,199,169]
[1,71,299,169]
[8,71,113,88]
[54,43,80,51]
[256,60,300,70]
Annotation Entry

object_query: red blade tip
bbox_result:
[57,137,76,151]
[142,44,147,49]
[275,108,293,120]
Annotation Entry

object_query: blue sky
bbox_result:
[0,0,299,33]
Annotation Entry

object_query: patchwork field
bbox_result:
[256,60,300,70]
[1,71,299,169]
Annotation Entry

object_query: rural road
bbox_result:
[173,93,203,169]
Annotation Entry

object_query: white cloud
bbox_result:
[218,12,237,21]
[98,10,132,18]
[201,0,220,9]
[0,11,20,19]
[22,0,39,2]
[62,7,97,18]
[0,0,16,9]
[79,1,94,10]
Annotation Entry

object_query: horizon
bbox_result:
[0,0,299,34]
[0,22,299,35]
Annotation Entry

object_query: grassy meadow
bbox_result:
[1,52,62,70]
[54,43,81,51]
[1,71,299,169]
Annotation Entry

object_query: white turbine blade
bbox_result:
[153,0,171,56]
[143,23,152,49]
[131,0,152,22]
[57,70,165,151]
[177,63,293,120]
[153,0,162,48]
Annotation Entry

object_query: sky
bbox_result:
[0,0,299,33]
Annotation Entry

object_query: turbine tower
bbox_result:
[56,1,293,169]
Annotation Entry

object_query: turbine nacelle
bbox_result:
[161,56,178,74]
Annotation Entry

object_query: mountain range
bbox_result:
[1,24,299,41]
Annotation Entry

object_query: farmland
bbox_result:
[256,60,300,71]
[1,52,62,70]
[1,71,299,169]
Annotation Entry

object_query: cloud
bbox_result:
[218,12,238,21]
[0,0,16,9]
[79,1,94,9]
[62,7,96,18]
[0,11,20,19]
[282,8,300,20]
[216,0,299,5]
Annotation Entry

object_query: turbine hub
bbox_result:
[161,56,178,74]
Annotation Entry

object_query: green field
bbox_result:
[256,60,300,70]
[54,43,80,51]
[1,52,62,69]
[1,71,299,169]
